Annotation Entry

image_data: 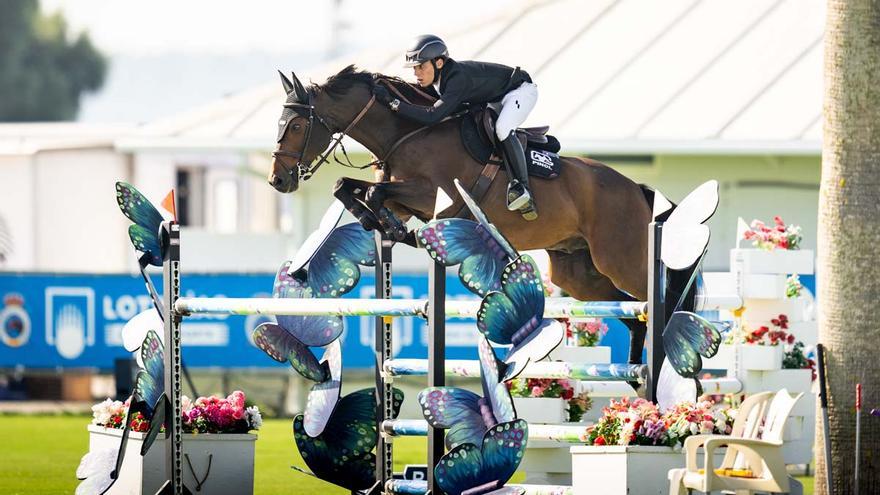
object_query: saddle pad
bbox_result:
[460,116,562,179]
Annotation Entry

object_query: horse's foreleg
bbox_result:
[365,179,435,242]
[333,177,382,232]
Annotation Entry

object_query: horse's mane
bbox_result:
[309,64,436,105]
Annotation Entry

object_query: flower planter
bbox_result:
[513,397,567,424]
[547,345,610,364]
[731,248,814,275]
[737,344,783,371]
[87,425,256,495]
[570,445,725,495]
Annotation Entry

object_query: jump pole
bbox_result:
[375,233,394,491]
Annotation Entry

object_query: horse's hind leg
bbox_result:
[333,177,382,232]
[547,249,647,366]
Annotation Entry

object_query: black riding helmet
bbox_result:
[404,34,449,71]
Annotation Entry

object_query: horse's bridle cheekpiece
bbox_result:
[274,71,376,182]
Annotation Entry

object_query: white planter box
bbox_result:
[702,345,735,370]
[743,297,810,322]
[760,368,812,394]
[547,345,610,364]
[87,425,256,495]
[570,445,725,495]
[741,274,788,299]
[513,397,566,424]
[737,344,783,371]
[732,248,814,275]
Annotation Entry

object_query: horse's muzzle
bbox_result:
[268,172,298,193]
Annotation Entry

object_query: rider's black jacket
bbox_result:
[395,58,531,126]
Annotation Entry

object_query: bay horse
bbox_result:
[268,65,695,367]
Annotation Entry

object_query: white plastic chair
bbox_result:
[668,389,802,494]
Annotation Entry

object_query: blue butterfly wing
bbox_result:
[418,219,507,296]
[271,265,343,347]
[276,313,343,348]
[480,420,528,488]
[662,311,721,378]
[293,415,377,491]
[434,443,487,495]
[273,260,309,298]
[478,337,516,423]
[418,387,485,448]
[252,323,327,381]
[477,256,544,345]
[116,182,163,230]
[308,223,376,298]
[128,225,162,267]
[133,370,161,415]
[139,330,164,382]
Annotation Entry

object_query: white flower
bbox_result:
[91,398,116,426]
[246,406,262,430]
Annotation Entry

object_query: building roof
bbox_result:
[0,123,135,155]
[119,0,824,155]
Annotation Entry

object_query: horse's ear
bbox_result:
[278,70,294,95]
[291,72,308,102]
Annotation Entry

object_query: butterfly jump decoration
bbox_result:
[419,180,563,380]
[419,335,517,449]
[651,181,724,408]
[433,419,529,495]
[75,330,169,494]
[293,388,404,492]
[417,181,518,298]
[252,206,375,436]
[115,182,168,315]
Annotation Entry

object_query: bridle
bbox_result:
[272,92,377,182]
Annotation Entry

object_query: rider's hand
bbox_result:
[373,85,393,105]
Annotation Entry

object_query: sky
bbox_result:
[38,0,512,122]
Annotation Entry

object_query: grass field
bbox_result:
[2,415,811,494]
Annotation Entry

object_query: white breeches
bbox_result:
[493,82,538,141]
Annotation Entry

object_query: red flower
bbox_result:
[594,436,606,446]
[562,389,574,400]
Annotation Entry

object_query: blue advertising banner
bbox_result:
[0,271,487,370]
[0,271,814,370]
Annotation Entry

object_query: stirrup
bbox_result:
[507,183,531,211]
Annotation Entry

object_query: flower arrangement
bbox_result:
[742,216,802,251]
[740,314,794,346]
[564,318,609,347]
[664,400,735,447]
[785,274,803,299]
[586,398,669,446]
[507,378,592,422]
[90,391,262,434]
[782,341,817,381]
[585,398,736,448]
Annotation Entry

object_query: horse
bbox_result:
[268,65,695,367]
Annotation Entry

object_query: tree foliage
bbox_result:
[0,0,107,121]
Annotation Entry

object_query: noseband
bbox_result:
[273,92,376,182]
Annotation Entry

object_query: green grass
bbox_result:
[1,415,809,494]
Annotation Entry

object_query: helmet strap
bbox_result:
[430,59,441,84]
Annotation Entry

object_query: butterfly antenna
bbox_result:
[291,466,317,478]
[670,250,707,313]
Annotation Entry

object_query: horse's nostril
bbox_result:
[270,175,282,187]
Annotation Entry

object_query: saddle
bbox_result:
[460,107,563,179]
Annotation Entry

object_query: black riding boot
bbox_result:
[500,131,537,220]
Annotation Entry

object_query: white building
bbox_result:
[0,0,824,274]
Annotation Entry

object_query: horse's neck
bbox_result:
[328,94,420,161]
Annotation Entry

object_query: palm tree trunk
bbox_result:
[817,1,880,493]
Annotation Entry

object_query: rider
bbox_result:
[372,34,538,219]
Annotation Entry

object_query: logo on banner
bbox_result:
[45,287,95,359]
[0,293,31,348]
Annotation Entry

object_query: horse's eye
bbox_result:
[292,123,302,131]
